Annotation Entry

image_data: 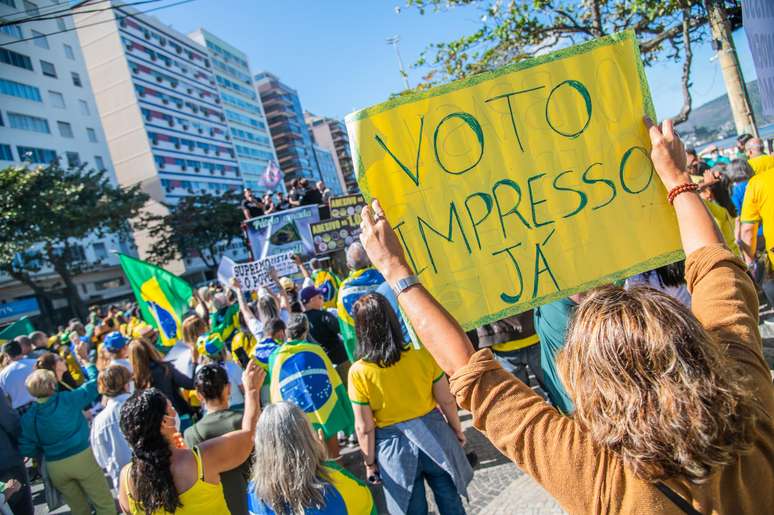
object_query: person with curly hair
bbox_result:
[355,117,773,513]
[117,360,264,514]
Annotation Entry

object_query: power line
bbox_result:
[0,0,197,48]
[1,0,166,28]
[0,0,97,25]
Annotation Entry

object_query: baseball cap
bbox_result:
[279,277,295,291]
[299,286,324,305]
[103,331,128,352]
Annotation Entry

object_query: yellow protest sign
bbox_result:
[346,31,683,329]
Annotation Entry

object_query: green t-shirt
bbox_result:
[533,298,576,414]
[183,410,250,515]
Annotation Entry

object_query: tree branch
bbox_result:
[639,14,707,53]
[673,6,694,125]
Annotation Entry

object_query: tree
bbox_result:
[407,0,742,123]
[0,162,148,322]
[138,191,245,272]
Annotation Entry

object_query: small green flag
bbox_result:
[0,317,35,343]
[118,254,193,347]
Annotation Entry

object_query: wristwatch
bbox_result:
[393,275,420,297]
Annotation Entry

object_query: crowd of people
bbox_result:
[0,118,772,514]
[241,179,333,221]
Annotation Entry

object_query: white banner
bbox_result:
[219,253,299,291]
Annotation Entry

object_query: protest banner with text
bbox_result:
[346,31,682,330]
[217,253,299,291]
[245,205,320,259]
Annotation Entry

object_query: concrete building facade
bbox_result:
[73,1,248,275]
[305,112,357,193]
[254,70,321,184]
[0,0,135,323]
[188,28,280,194]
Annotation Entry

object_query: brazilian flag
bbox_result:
[312,269,341,310]
[209,303,239,349]
[269,340,354,439]
[118,254,192,347]
[337,267,385,361]
[0,317,34,344]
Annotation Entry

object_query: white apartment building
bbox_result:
[0,0,135,325]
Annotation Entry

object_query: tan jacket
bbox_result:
[449,245,774,514]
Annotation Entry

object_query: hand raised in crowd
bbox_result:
[643,116,690,190]
[74,340,89,363]
[2,479,21,498]
[359,199,412,285]
[241,359,265,395]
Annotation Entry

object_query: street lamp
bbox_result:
[386,35,410,90]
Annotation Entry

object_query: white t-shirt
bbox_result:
[0,359,36,409]
[224,360,244,407]
[110,357,133,374]
[246,308,289,339]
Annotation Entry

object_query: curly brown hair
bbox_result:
[558,284,757,483]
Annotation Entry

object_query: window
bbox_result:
[48,90,65,108]
[78,99,90,115]
[0,0,16,8]
[71,72,82,87]
[23,1,37,15]
[94,155,105,170]
[0,25,22,39]
[17,146,56,164]
[0,48,33,70]
[92,242,107,261]
[8,112,49,133]
[0,78,41,102]
[40,60,56,77]
[56,18,66,31]
[0,144,13,161]
[65,151,80,168]
[63,44,74,60]
[31,30,48,49]
[86,128,97,142]
[57,121,73,138]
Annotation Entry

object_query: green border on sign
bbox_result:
[348,29,682,332]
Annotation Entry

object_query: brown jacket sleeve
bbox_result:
[685,244,773,401]
[450,349,616,513]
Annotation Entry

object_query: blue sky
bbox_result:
[158,0,757,121]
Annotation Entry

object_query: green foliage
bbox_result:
[0,161,148,319]
[407,0,741,86]
[138,191,244,269]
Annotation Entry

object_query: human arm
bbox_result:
[242,207,252,220]
[739,222,758,266]
[352,403,379,481]
[118,465,131,513]
[200,361,264,478]
[64,342,99,407]
[231,278,262,337]
[432,375,465,445]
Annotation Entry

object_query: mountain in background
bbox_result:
[678,79,773,147]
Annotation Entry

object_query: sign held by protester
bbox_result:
[245,205,320,259]
[311,218,361,254]
[329,193,366,220]
[218,253,299,291]
[346,30,682,330]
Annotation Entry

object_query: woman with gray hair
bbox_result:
[19,343,115,515]
[247,401,374,514]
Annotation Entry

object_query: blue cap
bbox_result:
[103,331,128,352]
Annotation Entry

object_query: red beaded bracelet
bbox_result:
[667,183,699,204]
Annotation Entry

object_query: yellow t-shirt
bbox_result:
[748,155,774,176]
[705,200,740,257]
[491,333,540,353]
[741,169,774,264]
[348,347,444,428]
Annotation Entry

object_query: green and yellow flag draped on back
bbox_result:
[118,254,193,347]
[269,340,355,439]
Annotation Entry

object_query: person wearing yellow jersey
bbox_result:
[476,311,546,392]
[745,137,774,176]
[349,293,472,515]
[740,168,774,308]
[118,361,264,515]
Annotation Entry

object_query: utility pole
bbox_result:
[386,35,411,90]
[704,0,759,138]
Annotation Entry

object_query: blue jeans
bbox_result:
[405,449,466,515]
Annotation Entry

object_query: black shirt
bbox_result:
[305,309,348,365]
[301,188,323,206]
[241,198,264,218]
